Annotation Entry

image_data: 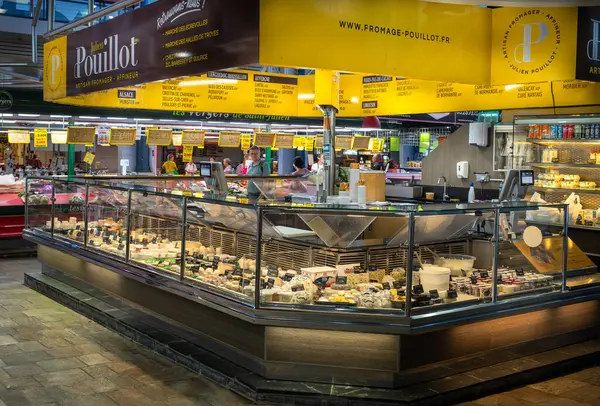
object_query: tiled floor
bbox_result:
[0,257,252,406]
[460,367,600,405]
[2,257,600,406]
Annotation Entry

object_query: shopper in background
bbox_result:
[223,158,234,174]
[246,146,270,199]
[185,160,197,176]
[291,156,310,176]
[311,153,325,172]
[236,154,249,175]
[372,154,384,170]
[162,154,178,175]
[209,157,215,162]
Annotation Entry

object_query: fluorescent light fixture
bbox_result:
[184,120,202,123]
[134,118,152,121]
[107,117,124,120]
[50,115,71,118]
[504,84,521,91]
[36,121,52,125]
[1,120,16,123]
[229,122,247,125]
[1,113,12,117]
[79,116,100,119]
[205,135,219,139]
[351,97,359,103]
[298,93,315,100]
[179,79,238,87]
[18,113,40,117]
[159,119,176,122]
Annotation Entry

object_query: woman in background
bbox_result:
[162,154,178,175]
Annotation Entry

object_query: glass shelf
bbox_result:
[527,138,600,145]
[532,187,600,195]
[529,163,600,169]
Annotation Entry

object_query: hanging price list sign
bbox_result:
[182,130,205,147]
[34,129,48,148]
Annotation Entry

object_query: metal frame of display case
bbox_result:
[22,176,600,335]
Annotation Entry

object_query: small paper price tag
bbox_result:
[429,289,440,299]
[447,289,458,299]
[516,268,525,276]
[291,285,305,292]
[479,271,489,279]
[382,282,391,290]
[283,273,294,282]
[392,281,403,290]
[267,268,279,277]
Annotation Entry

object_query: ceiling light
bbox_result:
[18,113,40,117]
[79,116,100,119]
[1,113,12,117]
[134,118,152,121]
[50,115,71,118]
[107,117,125,120]
[1,120,16,123]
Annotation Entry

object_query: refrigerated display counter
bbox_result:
[22,176,600,391]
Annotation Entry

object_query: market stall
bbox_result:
[22,175,600,396]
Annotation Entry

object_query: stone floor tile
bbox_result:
[36,357,86,372]
[16,341,46,353]
[81,365,119,380]
[566,367,600,382]
[0,336,17,347]
[1,351,53,366]
[105,387,155,406]
[539,398,593,406]
[0,376,43,390]
[37,337,72,349]
[34,368,92,387]
[505,386,565,404]
[3,364,45,378]
[59,393,119,406]
[530,377,589,395]
[105,361,138,374]
[78,353,111,366]
[474,394,538,405]
[560,383,600,404]
[0,388,32,406]
[135,383,181,401]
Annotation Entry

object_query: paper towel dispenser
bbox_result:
[469,123,490,147]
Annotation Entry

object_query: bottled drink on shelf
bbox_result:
[575,125,582,138]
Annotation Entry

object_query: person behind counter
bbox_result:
[185,160,197,176]
[246,146,270,199]
[372,154,384,171]
[291,156,310,176]
[223,158,234,174]
[311,153,325,172]
[162,154,178,175]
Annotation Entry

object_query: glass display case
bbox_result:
[23,176,600,327]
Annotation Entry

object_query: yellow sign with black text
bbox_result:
[8,130,30,144]
[491,7,578,85]
[146,128,172,146]
[43,36,67,101]
[240,134,252,150]
[182,130,205,147]
[182,146,194,163]
[109,128,136,146]
[34,129,48,148]
[67,127,95,145]
[259,0,491,84]
[83,152,95,165]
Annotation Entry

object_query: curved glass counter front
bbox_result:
[23,176,600,332]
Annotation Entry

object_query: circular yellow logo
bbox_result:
[501,9,562,75]
[45,45,64,92]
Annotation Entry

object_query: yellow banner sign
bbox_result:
[491,7,578,85]
[352,136,371,150]
[219,131,241,147]
[293,135,305,148]
[43,70,600,117]
[182,130,205,147]
[305,136,315,152]
[83,152,95,165]
[67,127,95,145]
[259,0,491,85]
[315,135,324,149]
[146,128,172,146]
[240,134,252,150]
[254,132,276,148]
[370,138,382,152]
[335,135,353,151]
[51,130,67,144]
[182,146,194,163]
[275,133,294,149]
[34,129,48,148]
[109,128,136,146]
[8,130,30,144]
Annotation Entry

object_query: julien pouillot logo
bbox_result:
[587,18,600,62]
[502,10,561,75]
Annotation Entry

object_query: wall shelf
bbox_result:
[529,163,600,169]
[527,138,600,145]
[532,187,600,195]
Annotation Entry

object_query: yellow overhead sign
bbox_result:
[259,0,492,85]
